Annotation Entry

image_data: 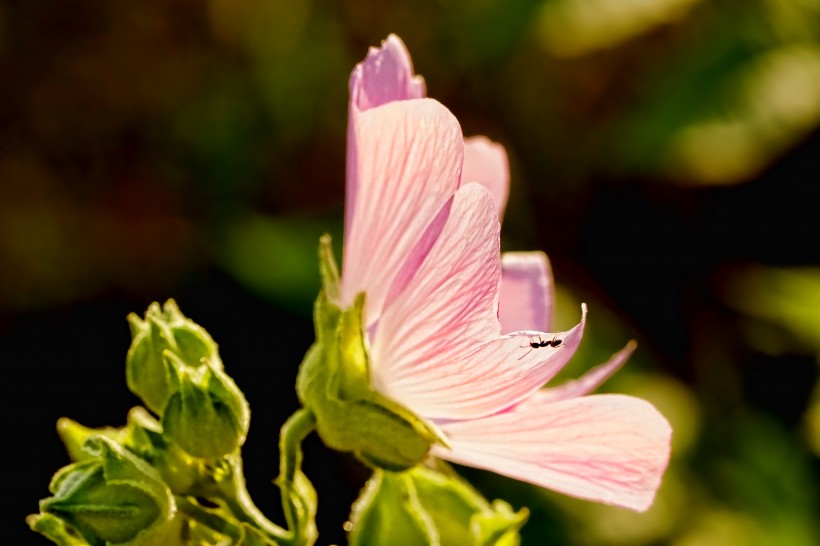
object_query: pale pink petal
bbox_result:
[372,184,586,419]
[349,34,426,112]
[383,313,585,420]
[462,136,509,220]
[370,182,500,389]
[341,98,464,323]
[534,341,637,404]
[498,251,554,334]
[432,394,672,511]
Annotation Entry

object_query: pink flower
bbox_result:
[339,35,671,511]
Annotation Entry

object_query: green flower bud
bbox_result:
[126,300,219,415]
[38,437,179,546]
[122,407,203,495]
[296,237,445,471]
[162,360,250,459]
[348,465,528,546]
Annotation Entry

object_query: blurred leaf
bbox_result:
[536,0,703,58]
[609,0,820,185]
[218,214,338,311]
[722,266,820,352]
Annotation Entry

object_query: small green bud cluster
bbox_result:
[127,301,249,458]
[29,301,297,546]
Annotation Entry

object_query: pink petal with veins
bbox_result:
[372,183,586,419]
[341,98,463,323]
[462,136,510,220]
[433,394,672,511]
[383,313,584,420]
[498,251,554,334]
[534,341,637,404]
[349,34,426,112]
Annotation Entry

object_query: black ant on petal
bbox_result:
[518,334,562,359]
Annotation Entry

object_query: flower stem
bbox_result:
[219,456,292,544]
[278,408,317,543]
[280,408,315,486]
[175,495,245,542]
[209,408,317,546]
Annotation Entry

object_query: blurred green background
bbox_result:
[2,1,819,544]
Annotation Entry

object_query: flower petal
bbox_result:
[433,394,672,511]
[370,182,500,392]
[341,98,464,323]
[534,341,636,403]
[498,251,554,334]
[385,313,585,420]
[372,184,586,419]
[462,136,509,220]
[349,34,426,112]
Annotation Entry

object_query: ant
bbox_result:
[518,334,562,360]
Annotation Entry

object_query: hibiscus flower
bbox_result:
[336,34,671,512]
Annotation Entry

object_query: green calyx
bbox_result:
[38,437,179,546]
[296,236,444,471]
[162,361,250,460]
[126,300,250,460]
[348,464,528,546]
[126,300,219,416]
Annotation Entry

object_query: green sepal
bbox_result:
[348,465,528,546]
[38,436,178,546]
[126,300,220,415]
[27,513,90,546]
[411,463,528,546]
[297,249,444,470]
[318,234,340,302]
[122,407,203,495]
[162,361,250,460]
[276,469,317,545]
[55,409,204,496]
[348,469,439,546]
[57,418,126,463]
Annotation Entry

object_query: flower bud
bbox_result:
[297,239,444,471]
[161,360,250,459]
[56,417,125,463]
[123,407,203,495]
[126,300,219,415]
[348,465,528,546]
[38,437,180,546]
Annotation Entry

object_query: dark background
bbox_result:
[3,1,819,544]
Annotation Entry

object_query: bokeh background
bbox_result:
[3,1,819,544]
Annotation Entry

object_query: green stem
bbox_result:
[280,408,316,486]
[176,495,241,539]
[211,408,317,546]
[218,456,292,544]
[278,409,317,541]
